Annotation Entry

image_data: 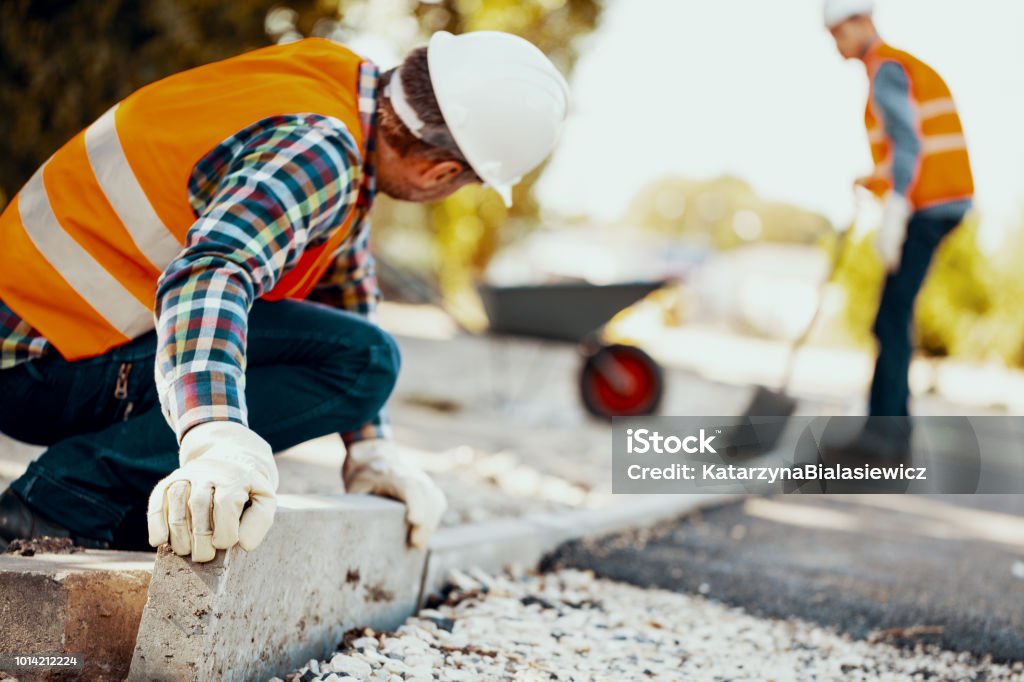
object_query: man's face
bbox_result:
[829,16,872,60]
[375,136,479,203]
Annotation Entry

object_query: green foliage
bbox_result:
[624,173,1024,370]
[915,217,994,358]
[395,0,600,313]
[416,0,598,77]
[0,0,335,207]
[834,213,1024,367]
[624,175,832,249]
[0,0,600,325]
[831,227,884,348]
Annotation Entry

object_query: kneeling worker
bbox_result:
[0,31,569,559]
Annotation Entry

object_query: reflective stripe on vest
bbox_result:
[0,38,368,360]
[921,133,968,155]
[18,165,156,341]
[84,105,184,270]
[917,97,958,119]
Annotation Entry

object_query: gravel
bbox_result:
[271,568,1022,682]
[3,535,83,556]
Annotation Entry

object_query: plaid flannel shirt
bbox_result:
[0,60,388,447]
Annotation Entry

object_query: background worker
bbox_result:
[0,31,570,560]
[823,0,974,457]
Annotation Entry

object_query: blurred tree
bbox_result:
[833,212,1024,368]
[0,0,336,206]
[831,226,884,348]
[915,217,994,359]
[993,221,1024,367]
[623,175,831,249]
[1,0,600,330]
[360,0,601,328]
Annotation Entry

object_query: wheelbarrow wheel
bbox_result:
[579,344,664,419]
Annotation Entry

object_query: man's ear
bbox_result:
[421,160,466,188]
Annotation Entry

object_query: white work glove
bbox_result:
[147,421,279,563]
[875,192,912,273]
[343,439,447,550]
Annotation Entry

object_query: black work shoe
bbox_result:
[0,488,110,551]
[817,419,914,493]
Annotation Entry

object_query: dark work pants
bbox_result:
[868,212,962,417]
[0,300,400,548]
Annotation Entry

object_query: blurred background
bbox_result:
[2,0,1023,518]
[3,0,1021,374]
[3,5,1022,665]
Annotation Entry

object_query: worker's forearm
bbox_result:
[888,139,920,197]
[152,119,362,441]
[154,258,255,442]
[873,62,922,197]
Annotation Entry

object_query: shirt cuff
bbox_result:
[341,412,391,448]
[163,370,248,443]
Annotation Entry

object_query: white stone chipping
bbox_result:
[274,568,1022,682]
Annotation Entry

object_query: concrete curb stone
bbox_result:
[1,493,732,680]
[128,494,424,682]
[0,551,154,681]
[420,494,735,602]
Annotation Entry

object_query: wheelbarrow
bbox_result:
[478,280,669,419]
[375,255,669,419]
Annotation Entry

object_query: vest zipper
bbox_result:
[115,362,134,421]
[114,362,132,399]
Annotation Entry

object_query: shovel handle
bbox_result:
[778,205,860,391]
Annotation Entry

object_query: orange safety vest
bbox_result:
[862,41,973,210]
[0,38,369,361]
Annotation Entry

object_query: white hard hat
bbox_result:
[823,0,875,28]
[424,31,570,207]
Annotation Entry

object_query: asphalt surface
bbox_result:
[544,494,1024,662]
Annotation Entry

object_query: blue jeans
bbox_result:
[869,212,963,416]
[0,300,400,547]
